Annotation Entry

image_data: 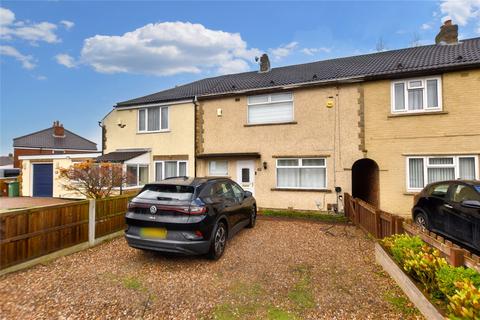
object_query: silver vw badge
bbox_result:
[149,206,157,214]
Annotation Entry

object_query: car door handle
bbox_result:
[444,204,453,209]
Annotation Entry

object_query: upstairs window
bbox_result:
[247,92,293,124]
[391,76,442,113]
[138,106,169,132]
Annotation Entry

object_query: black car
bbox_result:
[412,180,480,251]
[125,177,257,260]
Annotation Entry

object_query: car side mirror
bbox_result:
[244,191,252,199]
[461,200,480,209]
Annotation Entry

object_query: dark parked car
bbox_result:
[125,177,256,260]
[412,180,480,251]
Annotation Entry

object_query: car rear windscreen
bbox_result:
[137,184,194,201]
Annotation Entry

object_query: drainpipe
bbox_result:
[97,121,105,155]
[193,96,199,178]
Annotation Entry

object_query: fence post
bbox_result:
[449,248,465,267]
[375,209,382,238]
[395,217,405,234]
[88,199,96,246]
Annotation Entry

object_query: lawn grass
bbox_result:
[288,265,316,310]
[260,209,347,223]
[122,276,143,291]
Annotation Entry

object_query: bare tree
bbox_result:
[376,37,386,52]
[59,161,128,199]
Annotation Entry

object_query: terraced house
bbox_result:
[101,22,480,216]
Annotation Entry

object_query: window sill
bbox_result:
[388,111,448,118]
[404,191,420,195]
[244,121,297,127]
[271,188,332,193]
[137,130,170,134]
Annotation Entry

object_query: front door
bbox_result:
[236,160,255,195]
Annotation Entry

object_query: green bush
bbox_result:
[437,265,480,298]
[382,234,424,264]
[447,280,480,320]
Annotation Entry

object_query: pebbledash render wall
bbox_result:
[363,69,480,215]
[102,101,196,180]
[196,84,364,211]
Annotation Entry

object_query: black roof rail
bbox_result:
[163,176,189,180]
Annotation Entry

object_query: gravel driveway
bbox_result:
[0,219,421,319]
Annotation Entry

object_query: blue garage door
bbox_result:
[33,164,53,197]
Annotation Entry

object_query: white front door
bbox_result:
[236,160,255,195]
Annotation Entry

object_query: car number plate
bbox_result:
[140,228,167,239]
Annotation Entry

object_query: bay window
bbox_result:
[138,106,169,132]
[154,160,188,181]
[276,158,327,189]
[247,92,294,124]
[407,155,478,191]
[392,76,442,113]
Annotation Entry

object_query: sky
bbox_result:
[1,0,480,155]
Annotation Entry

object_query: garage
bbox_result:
[32,163,53,197]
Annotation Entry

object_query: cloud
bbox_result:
[269,41,298,60]
[421,23,432,30]
[60,20,74,30]
[301,47,331,56]
[440,0,480,26]
[55,53,76,68]
[35,75,47,80]
[0,45,36,69]
[0,7,15,26]
[79,21,260,76]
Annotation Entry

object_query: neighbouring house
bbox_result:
[0,154,13,169]
[102,21,480,216]
[14,121,99,197]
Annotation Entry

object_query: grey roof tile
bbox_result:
[96,150,147,163]
[13,127,97,150]
[117,37,480,107]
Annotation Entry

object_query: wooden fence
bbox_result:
[0,193,136,271]
[0,201,89,269]
[344,193,480,271]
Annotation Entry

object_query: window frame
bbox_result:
[391,76,442,114]
[125,163,149,188]
[275,157,327,190]
[406,155,479,192]
[247,92,294,125]
[154,160,188,181]
[137,106,169,133]
[208,160,229,177]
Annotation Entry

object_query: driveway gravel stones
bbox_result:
[0,219,422,319]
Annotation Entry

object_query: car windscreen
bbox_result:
[137,184,195,201]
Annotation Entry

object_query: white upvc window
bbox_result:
[391,76,442,114]
[208,160,228,176]
[138,106,169,132]
[154,160,188,181]
[276,158,327,189]
[126,164,149,187]
[247,92,294,124]
[406,155,478,191]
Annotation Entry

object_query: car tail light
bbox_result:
[188,199,207,215]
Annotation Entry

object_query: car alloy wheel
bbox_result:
[415,214,427,229]
[214,224,226,256]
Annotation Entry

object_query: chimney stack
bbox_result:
[256,53,271,73]
[53,120,65,137]
[435,19,458,44]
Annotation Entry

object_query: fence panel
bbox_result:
[0,201,89,269]
[95,194,134,238]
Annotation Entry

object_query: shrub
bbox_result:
[437,265,480,298]
[403,245,447,298]
[382,234,424,264]
[447,280,480,320]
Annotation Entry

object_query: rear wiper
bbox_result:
[157,196,174,200]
